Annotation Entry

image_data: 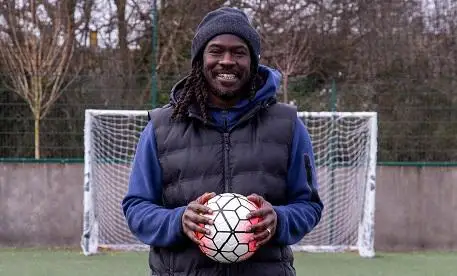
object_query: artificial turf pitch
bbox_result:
[0,248,454,276]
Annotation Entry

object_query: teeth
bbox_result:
[217,74,236,80]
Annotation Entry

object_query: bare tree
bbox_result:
[261,26,314,103]
[0,1,78,159]
[155,0,227,74]
[239,0,322,103]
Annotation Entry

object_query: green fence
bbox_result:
[0,74,456,164]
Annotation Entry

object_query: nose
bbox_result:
[219,52,236,66]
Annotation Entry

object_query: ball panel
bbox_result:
[200,236,217,250]
[234,243,248,257]
[234,205,250,219]
[234,220,249,232]
[208,194,221,204]
[200,246,218,257]
[234,231,253,244]
[221,234,238,252]
[207,202,220,212]
[213,253,231,263]
[239,197,258,210]
[213,232,231,246]
[213,194,232,209]
[222,210,239,230]
[224,198,240,211]
[221,251,239,263]
[213,212,231,232]
[237,251,255,262]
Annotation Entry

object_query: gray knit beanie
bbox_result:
[191,7,261,68]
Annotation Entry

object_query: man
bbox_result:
[122,7,323,276]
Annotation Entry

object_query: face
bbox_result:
[202,34,252,103]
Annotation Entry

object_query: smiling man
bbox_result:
[202,34,252,108]
[122,7,324,276]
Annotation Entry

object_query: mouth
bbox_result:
[216,73,237,80]
[214,73,239,86]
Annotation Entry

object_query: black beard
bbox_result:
[205,79,255,102]
[211,88,242,100]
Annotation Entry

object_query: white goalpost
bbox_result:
[291,112,378,258]
[81,109,378,258]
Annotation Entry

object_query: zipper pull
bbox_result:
[222,110,228,130]
[223,132,229,143]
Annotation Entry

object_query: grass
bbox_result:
[0,248,455,276]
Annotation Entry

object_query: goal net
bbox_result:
[81,109,377,258]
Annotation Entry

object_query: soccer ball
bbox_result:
[195,193,259,263]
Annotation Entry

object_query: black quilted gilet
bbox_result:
[148,102,297,276]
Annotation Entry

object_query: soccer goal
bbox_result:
[81,109,378,258]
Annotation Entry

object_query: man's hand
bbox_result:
[181,192,216,245]
[246,194,277,247]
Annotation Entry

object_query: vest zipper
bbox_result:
[187,101,274,276]
[223,132,230,193]
[221,110,231,276]
[222,110,230,193]
[191,103,272,195]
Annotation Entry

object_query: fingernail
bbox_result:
[209,219,214,225]
[246,226,251,232]
[206,230,211,235]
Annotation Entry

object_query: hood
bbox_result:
[169,64,282,128]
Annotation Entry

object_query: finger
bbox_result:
[197,192,216,204]
[247,194,263,207]
[188,203,213,215]
[247,208,272,219]
[248,217,273,233]
[255,235,271,247]
[252,230,270,243]
[186,211,214,225]
[184,220,211,235]
[185,229,204,245]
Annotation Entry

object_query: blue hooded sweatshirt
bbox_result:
[122,65,323,247]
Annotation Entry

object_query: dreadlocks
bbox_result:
[171,58,209,121]
[171,57,259,123]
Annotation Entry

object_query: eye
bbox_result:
[234,50,248,57]
[207,48,223,55]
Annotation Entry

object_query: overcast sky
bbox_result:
[1,0,454,49]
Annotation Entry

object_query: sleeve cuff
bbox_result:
[272,205,287,244]
[175,206,187,241]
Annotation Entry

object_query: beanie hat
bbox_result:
[191,7,261,68]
